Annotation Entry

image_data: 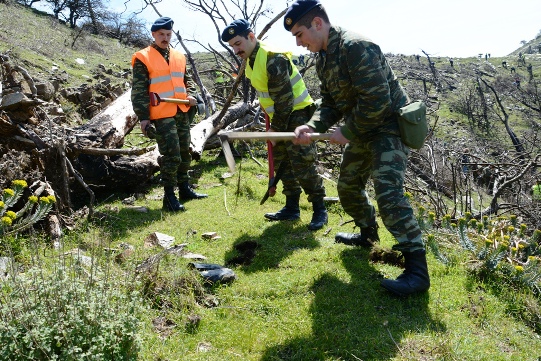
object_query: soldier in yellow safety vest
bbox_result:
[221,19,328,231]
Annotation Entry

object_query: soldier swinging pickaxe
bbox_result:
[218,131,333,204]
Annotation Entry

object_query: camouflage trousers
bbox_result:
[272,106,325,202]
[338,132,424,252]
[150,111,192,188]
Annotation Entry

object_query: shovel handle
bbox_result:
[222,132,332,141]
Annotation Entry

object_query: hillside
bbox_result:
[2,2,541,361]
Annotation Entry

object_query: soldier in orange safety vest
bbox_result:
[131,17,207,212]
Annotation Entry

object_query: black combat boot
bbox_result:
[307,198,328,231]
[335,224,379,247]
[264,194,300,221]
[380,249,430,297]
[163,186,185,212]
[178,181,208,200]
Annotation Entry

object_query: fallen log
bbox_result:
[74,90,138,149]
[71,90,161,193]
[190,101,251,159]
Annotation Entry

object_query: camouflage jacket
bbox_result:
[249,42,295,132]
[306,26,409,139]
[131,43,197,121]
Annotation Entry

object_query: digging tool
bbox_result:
[260,160,286,205]
[264,112,277,198]
[149,92,190,106]
[218,131,333,173]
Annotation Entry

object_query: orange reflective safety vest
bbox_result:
[132,46,190,119]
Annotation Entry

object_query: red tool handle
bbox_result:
[265,112,276,197]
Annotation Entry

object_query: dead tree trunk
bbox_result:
[71,89,160,194]
[190,101,251,159]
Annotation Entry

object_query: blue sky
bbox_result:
[112,0,541,58]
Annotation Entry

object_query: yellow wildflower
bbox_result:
[1,217,12,227]
[12,180,28,188]
[515,265,524,272]
[3,189,14,197]
[5,211,16,220]
[39,196,50,204]
[28,196,38,203]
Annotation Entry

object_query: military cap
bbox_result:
[221,19,251,42]
[151,17,174,32]
[284,0,321,31]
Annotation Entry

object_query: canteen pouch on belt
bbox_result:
[397,100,427,149]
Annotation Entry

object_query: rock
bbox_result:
[0,92,28,109]
[144,232,175,249]
[202,232,221,240]
[35,81,55,101]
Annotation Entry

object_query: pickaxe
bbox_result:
[149,92,190,106]
[149,92,206,115]
[218,131,333,174]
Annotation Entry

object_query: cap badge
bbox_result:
[229,28,235,35]
[285,18,292,25]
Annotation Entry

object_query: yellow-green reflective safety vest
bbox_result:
[245,42,313,119]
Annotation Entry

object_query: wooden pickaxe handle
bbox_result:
[264,113,276,198]
[218,131,333,173]
[159,97,190,105]
[149,91,190,106]
[221,132,333,141]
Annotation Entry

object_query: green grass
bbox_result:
[0,2,136,90]
[63,150,541,361]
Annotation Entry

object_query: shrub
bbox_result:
[0,265,143,360]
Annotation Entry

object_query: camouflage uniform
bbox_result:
[131,44,197,188]
[249,42,325,202]
[306,26,423,253]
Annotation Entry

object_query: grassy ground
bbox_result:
[3,3,541,360]
[74,141,541,361]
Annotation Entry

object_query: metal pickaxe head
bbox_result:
[218,132,237,173]
[149,92,161,106]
